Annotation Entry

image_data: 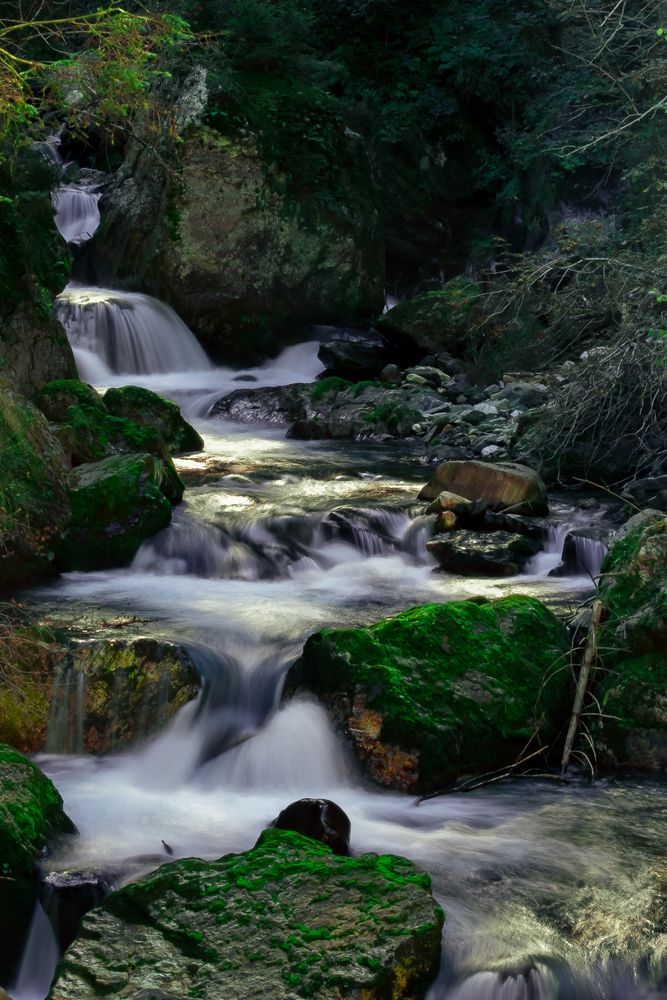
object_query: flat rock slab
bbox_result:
[48,829,444,1000]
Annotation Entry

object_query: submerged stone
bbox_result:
[56,453,174,571]
[48,828,443,1000]
[288,596,570,793]
[427,529,541,577]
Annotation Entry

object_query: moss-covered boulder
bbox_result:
[596,513,667,768]
[56,453,174,571]
[47,638,200,754]
[103,384,204,453]
[288,597,570,793]
[36,380,186,502]
[0,389,71,588]
[0,745,75,983]
[377,277,482,356]
[419,460,548,515]
[48,828,443,1000]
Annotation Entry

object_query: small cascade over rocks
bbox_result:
[10,903,59,1000]
[52,185,102,246]
[55,284,213,378]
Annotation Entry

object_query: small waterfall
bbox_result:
[527,522,571,577]
[10,903,60,1000]
[563,532,608,580]
[55,284,212,376]
[52,184,101,245]
[46,662,85,755]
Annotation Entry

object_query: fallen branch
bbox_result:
[560,598,604,775]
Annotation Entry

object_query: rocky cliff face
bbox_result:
[92,110,384,359]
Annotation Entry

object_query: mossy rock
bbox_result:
[56,453,174,571]
[596,513,667,769]
[0,745,75,983]
[288,596,570,792]
[36,380,186,503]
[0,389,71,588]
[0,624,56,753]
[48,828,443,1000]
[377,277,482,355]
[103,385,204,454]
[47,638,200,754]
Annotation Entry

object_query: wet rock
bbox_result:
[621,475,667,513]
[596,514,667,769]
[379,363,402,384]
[103,385,204,454]
[209,384,309,426]
[41,870,112,951]
[56,453,174,571]
[377,276,481,355]
[419,460,548,515]
[272,799,351,856]
[0,746,75,983]
[0,389,71,588]
[94,122,384,356]
[49,829,443,1000]
[287,597,570,793]
[46,638,200,754]
[427,530,542,576]
[317,329,391,380]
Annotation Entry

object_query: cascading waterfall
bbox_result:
[55,285,213,378]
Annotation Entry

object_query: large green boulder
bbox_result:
[36,380,186,502]
[377,277,482,356]
[0,745,75,983]
[596,513,667,768]
[56,453,174,571]
[103,384,204,453]
[0,389,71,588]
[48,828,443,1000]
[288,596,570,793]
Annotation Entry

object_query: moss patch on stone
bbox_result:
[49,828,443,1000]
[103,385,204,454]
[377,277,482,355]
[288,596,570,792]
[56,453,174,571]
[0,389,71,587]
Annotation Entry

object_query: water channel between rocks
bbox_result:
[14,163,667,1000]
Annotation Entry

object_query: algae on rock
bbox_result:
[288,596,570,793]
[48,828,443,1000]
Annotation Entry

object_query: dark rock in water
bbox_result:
[0,746,75,983]
[379,363,402,384]
[272,799,351,856]
[232,374,258,382]
[209,384,309,426]
[41,870,112,952]
[49,829,443,999]
[287,597,570,793]
[318,329,391,379]
[427,530,541,576]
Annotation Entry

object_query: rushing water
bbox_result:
[11,157,663,999]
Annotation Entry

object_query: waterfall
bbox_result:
[563,532,608,579]
[52,185,101,245]
[10,903,60,1000]
[55,285,213,377]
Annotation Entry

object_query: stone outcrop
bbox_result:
[48,828,443,1000]
[287,596,570,793]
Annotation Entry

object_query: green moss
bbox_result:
[290,596,570,791]
[56,453,173,571]
[310,376,352,400]
[103,385,204,454]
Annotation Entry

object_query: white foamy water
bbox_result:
[55,284,213,377]
[52,185,101,245]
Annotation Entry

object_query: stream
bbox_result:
[11,143,667,1000]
